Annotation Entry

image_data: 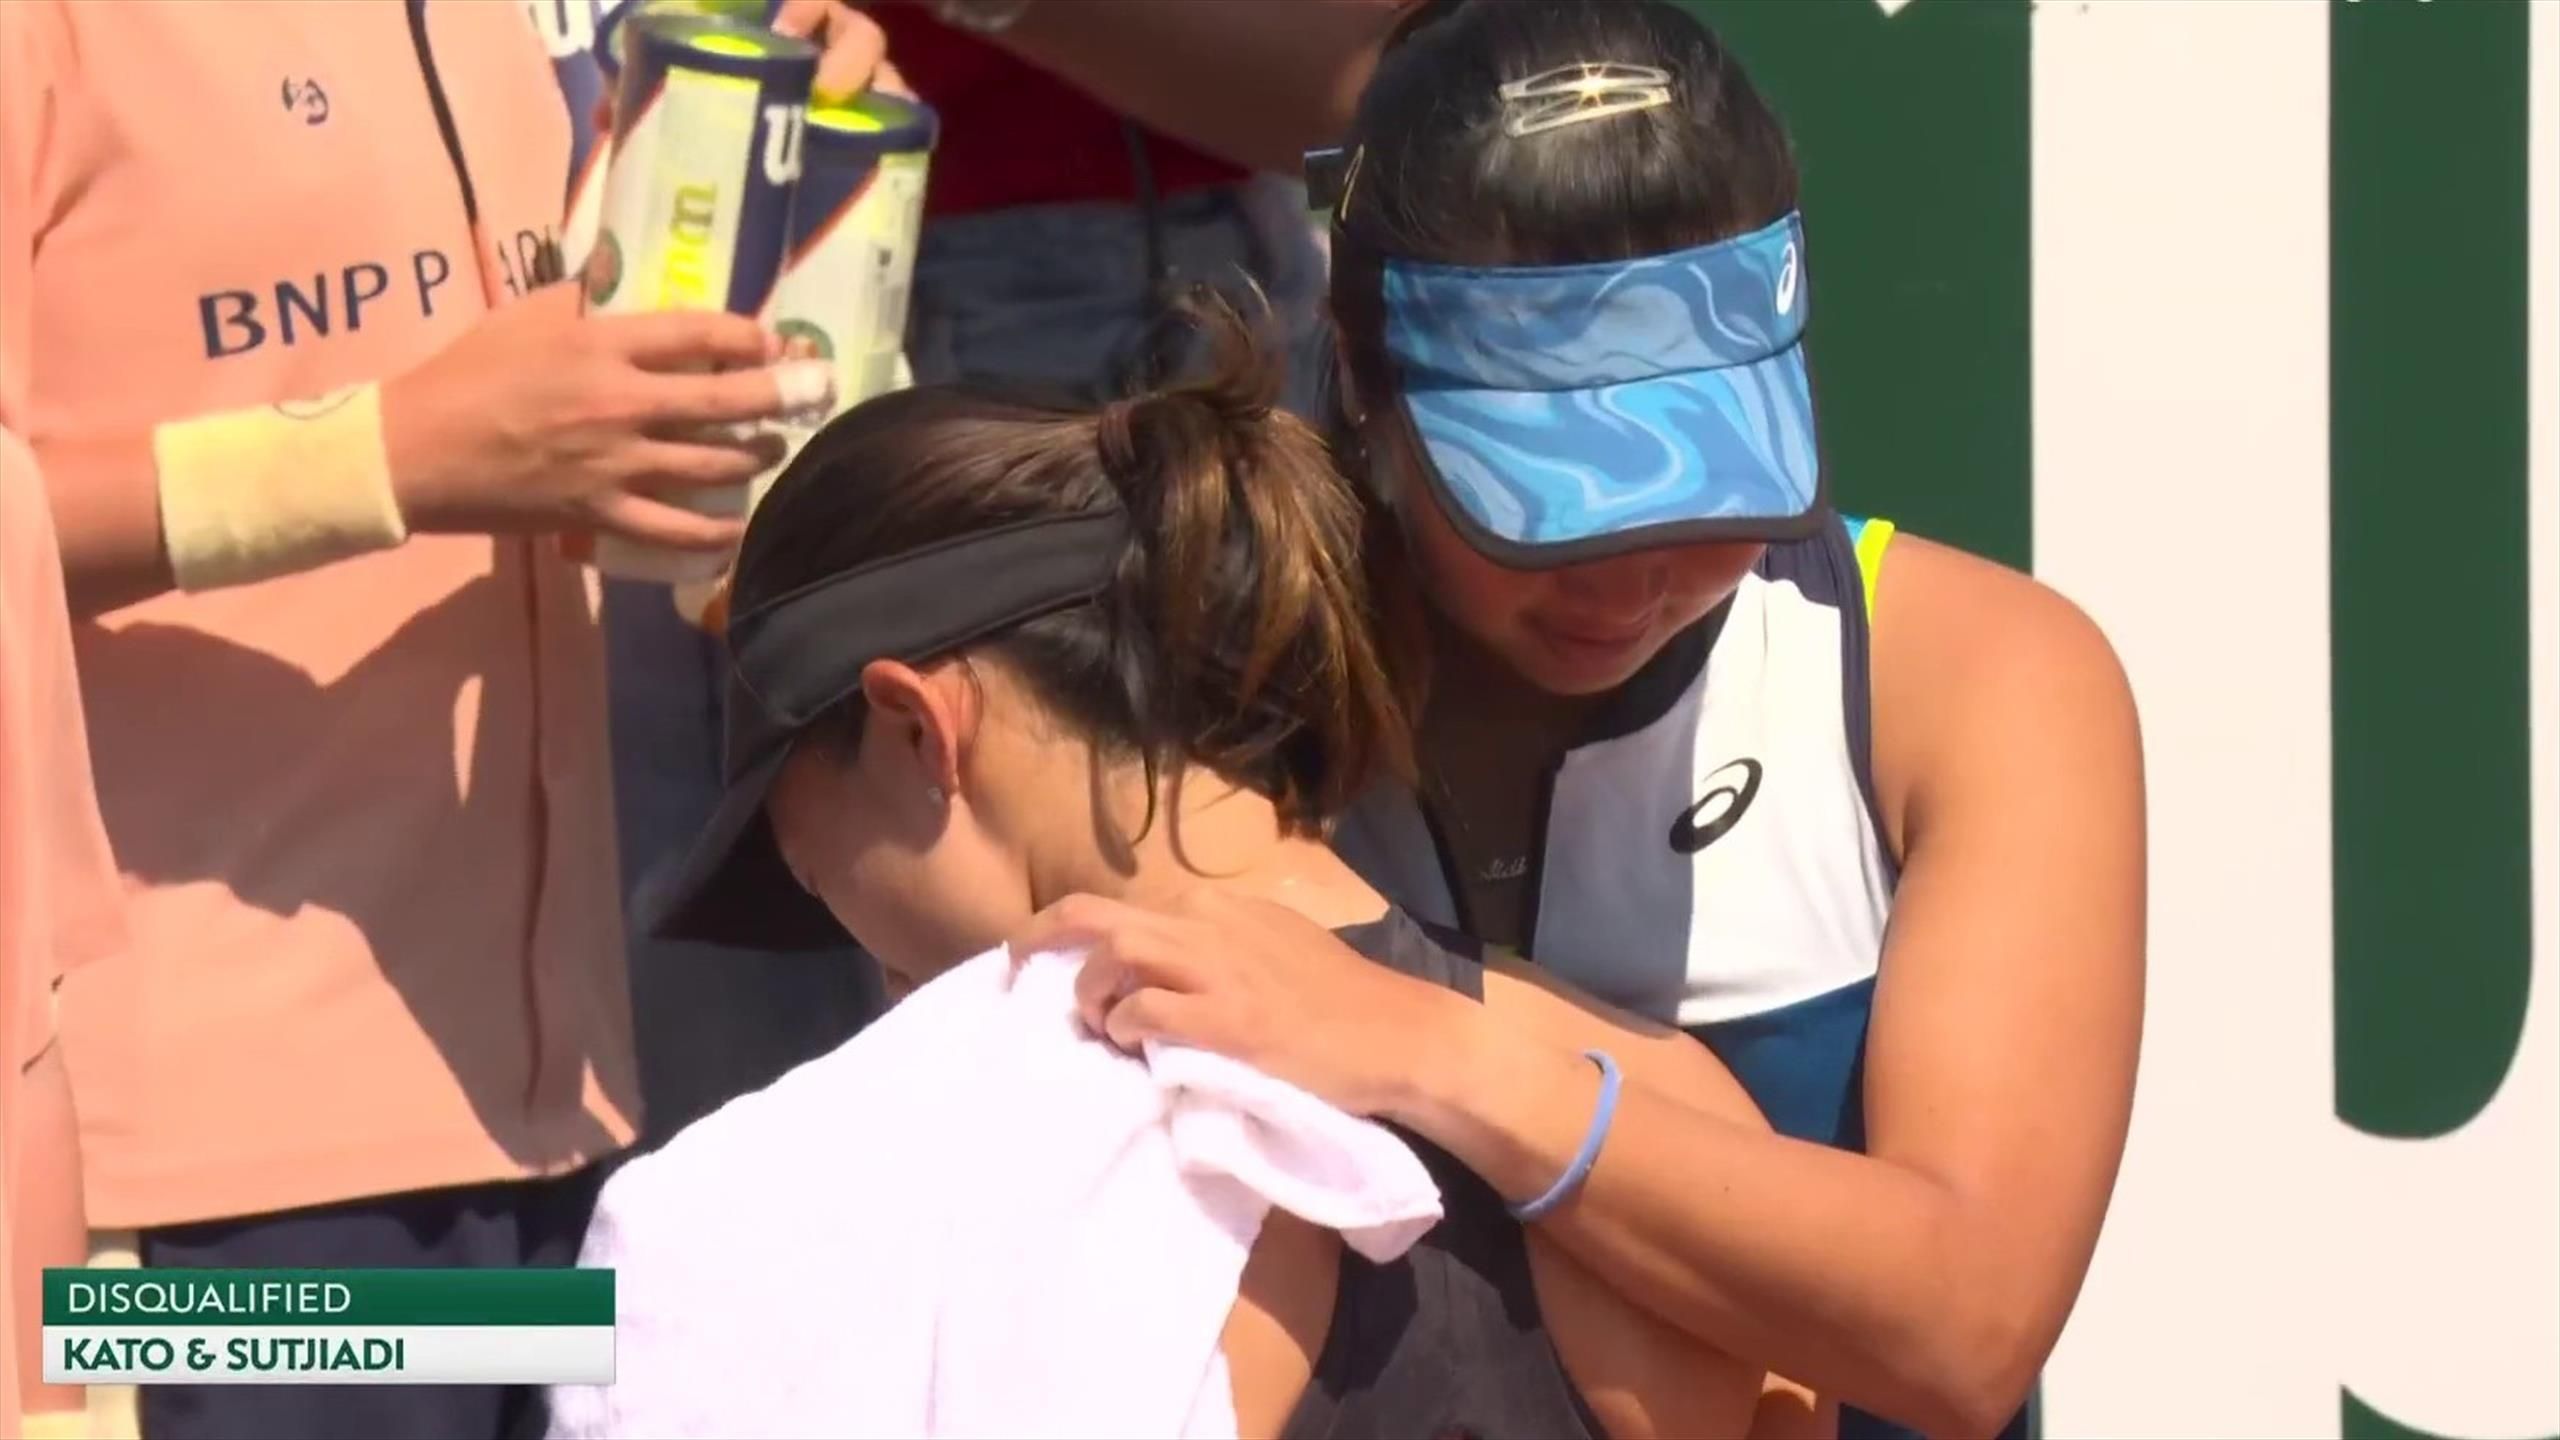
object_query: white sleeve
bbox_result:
[542,950,1023,1439]
[544,1158,738,1440]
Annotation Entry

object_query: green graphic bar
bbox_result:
[2328,0,2534,1141]
[1684,0,2034,571]
[43,1269,612,1327]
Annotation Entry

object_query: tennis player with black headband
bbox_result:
[591,293,1804,1437]
[1004,5,2148,1439]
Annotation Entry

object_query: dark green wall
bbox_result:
[1680,0,2032,569]
[2327,0,2535,1147]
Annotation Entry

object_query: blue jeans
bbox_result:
[137,1169,601,1440]
[904,175,1329,408]
[604,180,1327,1145]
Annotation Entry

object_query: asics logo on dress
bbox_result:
[1668,758,1764,854]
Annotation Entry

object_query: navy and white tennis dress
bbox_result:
[1335,515,2034,1440]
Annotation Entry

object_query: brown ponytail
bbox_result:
[731,286,1411,836]
[1077,286,1412,833]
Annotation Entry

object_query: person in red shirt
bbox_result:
[876,0,1403,400]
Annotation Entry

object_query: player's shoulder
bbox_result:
[586,1026,890,1255]
[1865,530,2140,815]
[558,1068,853,1437]
[1871,530,2130,698]
[591,945,1026,1227]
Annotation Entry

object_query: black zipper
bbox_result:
[1413,762,1560,959]
[405,0,482,225]
[404,0,551,1106]
[1420,602,1731,959]
[1416,801,1479,941]
[1518,755,1562,957]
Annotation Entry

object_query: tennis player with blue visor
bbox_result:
[1000,6,2147,1440]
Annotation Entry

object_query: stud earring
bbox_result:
[925,784,947,808]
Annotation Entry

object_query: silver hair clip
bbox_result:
[1497,62,1675,138]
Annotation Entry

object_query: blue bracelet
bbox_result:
[1509,1049,1623,1222]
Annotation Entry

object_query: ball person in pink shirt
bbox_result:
[0,3,887,1437]
[0,424,127,1440]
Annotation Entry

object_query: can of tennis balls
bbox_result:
[672,91,939,628]
[584,9,816,584]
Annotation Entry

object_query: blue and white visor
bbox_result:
[1381,211,1825,561]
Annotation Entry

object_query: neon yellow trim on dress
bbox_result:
[1852,517,1897,624]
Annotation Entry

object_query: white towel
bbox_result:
[547,947,1445,1440]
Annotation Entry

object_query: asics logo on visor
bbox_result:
[1777,243,1800,317]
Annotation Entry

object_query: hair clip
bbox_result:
[1303,143,1368,223]
[1304,145,1352,214]
[1337,143,1367,221]
[1497,62,1675,138]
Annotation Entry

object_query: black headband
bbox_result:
[726,507,1133,741]
[644,506,1135,952]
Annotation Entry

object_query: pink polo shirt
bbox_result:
[0,0,639,1228]
[0,426,120,1429]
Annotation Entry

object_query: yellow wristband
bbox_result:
[153,383,408,592]
[21,1408,94,1440]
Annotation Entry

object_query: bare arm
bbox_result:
[1040,894,1776,1437]
[1035,542,2143,1435]
[33,431,171,618]
[33,287,820,620]
[1478,955,1763,1125]
[1475,960,1771,1439]
[7,0,822,621]
[1385,539,2147,1436]
[974,0,1404,173]
[1477,964,1828,1436]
